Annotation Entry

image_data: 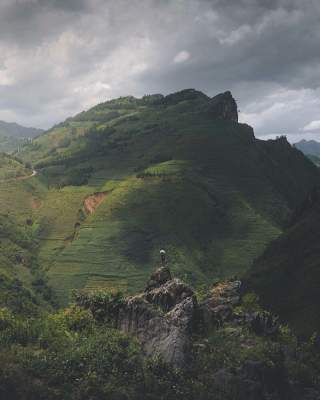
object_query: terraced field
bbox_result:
[49,169,282,304]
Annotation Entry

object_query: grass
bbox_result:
[0,153,31,180]
[34,185,94,269]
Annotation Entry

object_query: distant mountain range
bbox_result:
[294,139,320,156]
[294,139,320,167]
[0,120,43,138]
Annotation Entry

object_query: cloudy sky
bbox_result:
[0,0,320,141]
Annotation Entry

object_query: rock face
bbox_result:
[145,266,172,291]
[115,278,243,364]
[112,267,197,367]
[112,277,243,365]
[208,91,238,122]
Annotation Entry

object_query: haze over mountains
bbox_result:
[294,139,320,167]
[0,120,43,139]
[294,139,320,156]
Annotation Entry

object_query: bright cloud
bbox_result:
[173,50,190,64]
[302,120,320,132]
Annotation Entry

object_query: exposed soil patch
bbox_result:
[63,193,108,246]
[84,192,108,214]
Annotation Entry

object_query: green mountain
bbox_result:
[245,187,320,337]
[8,89,319,304]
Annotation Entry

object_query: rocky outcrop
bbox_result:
[199,280,241,327]
[104,267,197,367]
[108,277,244,363]
[208,91,238,122]
[145,266,172,291]
[75,268,320,399]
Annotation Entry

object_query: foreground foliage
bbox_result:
[0,290,319,400]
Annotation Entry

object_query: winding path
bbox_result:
[0,169,39,183]
[16,169,37,181]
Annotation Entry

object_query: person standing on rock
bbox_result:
[145,250,171,291]
[160,249,166,266]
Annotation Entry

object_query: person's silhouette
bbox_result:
[160,249,166,266]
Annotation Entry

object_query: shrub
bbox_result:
[240,292,262,313]
[74,290,125,321]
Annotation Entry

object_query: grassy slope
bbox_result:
[245,189,320,337]
[13,90,320,304]
[0,153,31,179]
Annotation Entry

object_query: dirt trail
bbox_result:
[10,169,38,181]
[17,169,37,180]
[0,169,37,183]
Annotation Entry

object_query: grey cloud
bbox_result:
[0,0,319,140]
[0,0,90,47]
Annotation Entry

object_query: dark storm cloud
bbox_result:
[0,0,319,140]
[0,0,90,46]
